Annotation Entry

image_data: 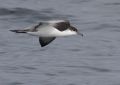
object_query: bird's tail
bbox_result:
[10,29,27,33]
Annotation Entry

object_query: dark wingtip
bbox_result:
[41,45,46,47]
[40,41,48,47]
[10,30,26,33]
[10,30,17,33]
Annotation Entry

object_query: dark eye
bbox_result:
[72,27,77,31]
[69,26,77,32]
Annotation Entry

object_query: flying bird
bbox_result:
[10,20,83,47]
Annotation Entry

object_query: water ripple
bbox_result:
[63,65,112,73]
[8,82,23,85]
[0,7,75,22]
[104,2,120,6]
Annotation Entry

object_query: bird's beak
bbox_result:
[77,32,83,37]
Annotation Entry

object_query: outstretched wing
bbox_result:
[10,22,44,33]
[24,22,43,32]
[39,37,56,47]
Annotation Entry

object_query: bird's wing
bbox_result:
[23,22,44,32]
[39,37,56,47]
[22,20,70,32]
[10,22,44,33]
[49,20,71,31]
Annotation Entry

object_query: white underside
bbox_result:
[27,26,77,37]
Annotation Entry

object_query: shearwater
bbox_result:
[10,20,83,47]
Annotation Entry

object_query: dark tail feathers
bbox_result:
[10,30,27,33]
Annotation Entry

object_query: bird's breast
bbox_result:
[27,27,77,37]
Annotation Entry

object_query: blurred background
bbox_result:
[0,0,120,85]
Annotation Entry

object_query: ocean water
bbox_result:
[0,0,120,85]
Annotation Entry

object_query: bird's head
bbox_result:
[70,26,83,37]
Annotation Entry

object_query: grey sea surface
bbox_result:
[1,0,120,85]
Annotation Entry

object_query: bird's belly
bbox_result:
[27,31,54,37]
[27,29,76,37]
